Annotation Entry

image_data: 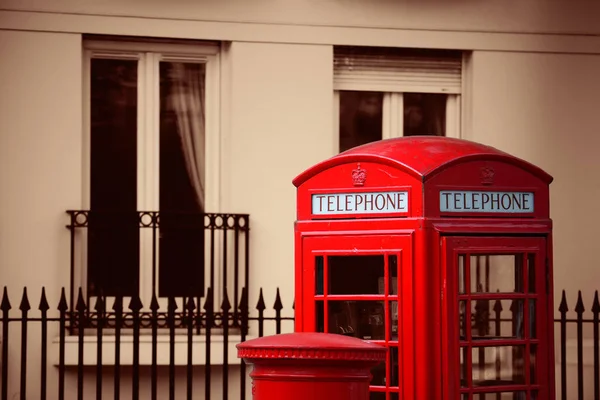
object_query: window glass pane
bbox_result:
[528,254,536,293]
[89,58,139,297]
[315,256,324,295]
[329,255,384,295]
[390,300,398,341]
[339,91,383,152]
[159,62,206,297]
[388,255,398,295]
[328,300,385,340]
[470,255,524,294]
[471,299,525,340]
[468,345,526,387]
[403,93,446,136]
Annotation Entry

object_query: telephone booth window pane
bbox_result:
[390,346,399,386]
[390,300,398,341]
[390,393,399,400]
[329,255,384,295]
[388,255,398,295]
[371,360,386,386]
[459,301,468,340]
[470,255,524,294]
[327,300,386,340]
[460,347,469,387]
[459,255,466,294]
[530,345,538,383]
[370,393,385,400]
[529,300,537,338]
[527,254,536,293]
[315,256,324,295]
[315,300,324,332]
[470,299,525,339]
[470,345,526,386]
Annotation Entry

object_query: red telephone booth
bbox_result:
[292,137,555,400]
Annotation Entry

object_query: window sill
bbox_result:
[51,334,255,366]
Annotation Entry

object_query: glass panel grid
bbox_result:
[314,252,401,397]
[458,252,539,398]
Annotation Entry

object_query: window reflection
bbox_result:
[339,91,383,152]
[328,301,386,340]
[403,93,446,136]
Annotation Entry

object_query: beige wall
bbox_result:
[225,41,333,309]
[2,0,600,35]
[0,28,82,399]
[3,2,600,54]
[467,50,600,306]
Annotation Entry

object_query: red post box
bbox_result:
[237,332,387,400]
[292,137,555,400]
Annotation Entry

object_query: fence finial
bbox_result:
[273,288,283,311]
[256,288,266,311]
[575,290,585,314]
[39,287,50,312]
[75,288,87,312]
[0,287,11,312]
[592,291,600,314]
[559,290,569,313]
[19,287,31,312]
[58,288,68,312]
[221,290,231,312]
[203,287,214,311]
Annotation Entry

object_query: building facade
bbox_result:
[1,1,600,398]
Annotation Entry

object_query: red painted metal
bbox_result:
[293,136,555,400]
[237,332,387,400]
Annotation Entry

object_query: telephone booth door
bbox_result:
[301,234,414,400]
[442,236,551,400]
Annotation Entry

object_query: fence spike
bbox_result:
[19,288,31,312]
[112,296,123,313]
[150,293,160,312]
[559,290,569,313]
[39,287,50,312]
[128,294,143,312]
[292,298,295,310]
[1,286,11,312]
[493,298,503,313]
[203,287,214,311]
[592,291,600,314]
[239,287,248,311]
[256,288,266,311]
[575,290,585,314]
[221,290,231,312]
[186,297,196,311]
[94,295,105,313]
[273,288,283,311]
[168,296,177,312]
[75,288,87,312]
[57,287,68,312]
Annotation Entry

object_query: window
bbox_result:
[81,39,220,304]
[333,46,464,152]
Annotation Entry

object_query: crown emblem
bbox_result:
[480,166,495,185]
[352,163,367,186]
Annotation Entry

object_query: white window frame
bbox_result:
[80,39,221,310]
[332,51,467,151]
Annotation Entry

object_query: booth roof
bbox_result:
[292,136,552,186]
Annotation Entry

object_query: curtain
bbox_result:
[169,63,205,211]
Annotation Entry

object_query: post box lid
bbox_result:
[292,136,552,186]
[236,332,386,361]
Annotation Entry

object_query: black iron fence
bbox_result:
[0,285,293,400]
[1,287,600,399]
